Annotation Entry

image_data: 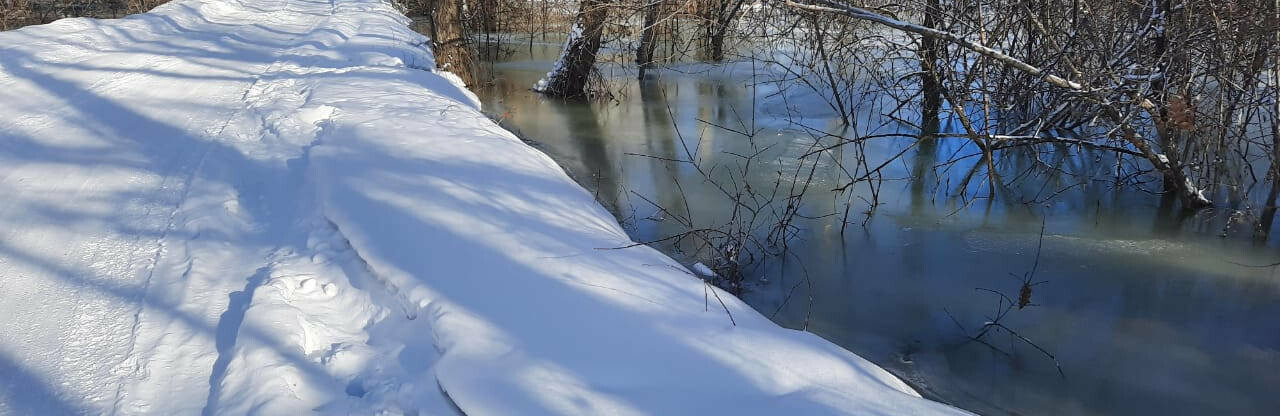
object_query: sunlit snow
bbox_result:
[0,0,970,414]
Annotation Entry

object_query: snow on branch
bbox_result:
[783,0,1086,91]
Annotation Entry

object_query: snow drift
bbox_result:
[0,0,970,414]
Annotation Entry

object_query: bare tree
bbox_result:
[636,0,665,79]
[786,0,1278,209]
[482,0,1277,228]
[918,0,942,137]
[698,0,749,61]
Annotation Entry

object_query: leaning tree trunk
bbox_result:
[534,0,610,97]
[429,0,475,86]
[636,0,663,79]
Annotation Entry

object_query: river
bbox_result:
[460,36,1279,415]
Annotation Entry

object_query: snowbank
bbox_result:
[0,0,970,414]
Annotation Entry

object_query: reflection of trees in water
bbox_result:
[639,81,688,235]
[639,82,677,162]
[1259,187,1279,242]
[910,137,938,217]
[545,99,622,216]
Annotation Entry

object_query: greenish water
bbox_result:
[470,38,1280,416]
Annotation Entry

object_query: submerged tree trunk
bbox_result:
[1261,16,1280,241]
[637,0,663,79]
[1260,178,1280,242]
[700,0,745,62]
[707,22,727,61]
[429,0,475,86]
[918,0,942,138]
[1146,0,1186,199]
[534,0,610,97]
[476,0,500,32]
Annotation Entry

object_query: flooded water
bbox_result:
[465,37,1280,415]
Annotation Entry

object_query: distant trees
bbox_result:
[635,0,664,79]
[535,0,748,95]
[0,0,163,29]
[696,0,748,61]
[0,0,29,30]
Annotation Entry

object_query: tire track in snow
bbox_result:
[178,3,444,408]
[2,10,305,410]
[8,1,465,414]
[0,14,251,411]
[192,30,462,416]
[107,1,357,412]
[108,138,216,413]
[190,32,334,407]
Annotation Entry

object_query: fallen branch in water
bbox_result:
[952,218,1064,378]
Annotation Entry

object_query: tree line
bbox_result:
[0,0,170,29]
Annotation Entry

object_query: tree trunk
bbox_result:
[707,27,726,61]
[1260,178,1280,242]
[1147,0,1183,194]
[1261,9,1280,241]
[429,0,475,86]
[703,0,744,62]
[637,0,663,79]
[918,0,942,138]
[534,0,610,97]
[477,0,499,32]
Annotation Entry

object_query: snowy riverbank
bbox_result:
[0,0,969,414]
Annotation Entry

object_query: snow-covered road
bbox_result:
[0,0,970,414]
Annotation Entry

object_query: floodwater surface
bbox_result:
[466,37,1280,415]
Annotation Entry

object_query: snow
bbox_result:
[0,0,969,415]
[692,262,717,277]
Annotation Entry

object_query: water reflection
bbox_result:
[637,82,692,231]
[911,136,938,216]
[552,99,622,215]
[470,38,1280,416]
